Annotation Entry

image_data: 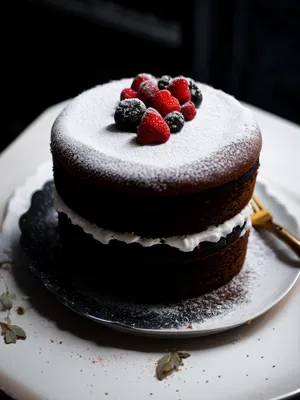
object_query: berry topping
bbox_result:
[164,111,185,133]
[167,78,191,104]
[131,74,152,91]
[152,90,181,117]
[181,101,197,121]
[114,98,146,131]
[190,83,203,108]
[187,77,195,87]
[137,108,170,145]
[175,75,195,87]
[120,88,137,100]
[137,80,159,106]
[157,75,172,90]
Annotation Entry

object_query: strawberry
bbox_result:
[168,78,191,104]
[181,101,197,121]
[131,74,151,91]
[152,90,181,117]
[137,108,170,145]
[120,88,137,100]
[137,80,159,106]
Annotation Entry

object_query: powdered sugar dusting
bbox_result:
[51,78,262,193]
[88,229,276,330]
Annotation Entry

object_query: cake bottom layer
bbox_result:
[58,214,250,301]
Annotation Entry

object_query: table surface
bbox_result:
[0,99,299,400]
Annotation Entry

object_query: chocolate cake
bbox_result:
[50,75,262,301]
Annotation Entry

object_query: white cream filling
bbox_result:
[54,190,252,252]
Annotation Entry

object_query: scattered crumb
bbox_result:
[59,341,62,344]
[187,324,193,329]
[149,393,153,396]
[261,356,264,359]
[218,375,221,378]
[246,355,249,357]
[272,365,276,368]
[16,306,25,315]
[258,338,260,341]
[206,380,209,383]
[266,378,268,381]
[105,393,109,396]
[50,339,54,343]
[176,389,179,392]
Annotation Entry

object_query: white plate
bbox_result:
[11,162,300,339]
[0,163,300,400]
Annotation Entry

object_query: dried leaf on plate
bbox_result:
[5,329,17,344]
[0,291,16,311]
[9,325,27,339]
[156,351,191,380]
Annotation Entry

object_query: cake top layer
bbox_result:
[51,78,262,194]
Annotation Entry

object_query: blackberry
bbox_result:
[114,99,146,131]
[157,75,172,90]
[188,77,195,87]
[164,111,185,133]
[190,83,203,108]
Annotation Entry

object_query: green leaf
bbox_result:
[170,352,183,368]
[156,353,173,381]
[8,325,26,339]
[177,351,191,359]
[5,329,17,344]
[0,291,16,311]
[156,351,188,381]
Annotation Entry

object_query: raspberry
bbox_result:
[114,98,146,131]
[137,80,159,106]
[157,75,172,90]
[137,108,170,145]
[175,75,195,87]
[120,88,137,100]
[152,90,181,117]
[164,111,185,133]
[131,73,152,91]
[190,83,203,108]
[181,101,197,121]
[167,78,191,104]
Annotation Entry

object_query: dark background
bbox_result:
[2,0,300,153]
[1,1,300,399]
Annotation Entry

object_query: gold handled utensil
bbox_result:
[250,195,300,258]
